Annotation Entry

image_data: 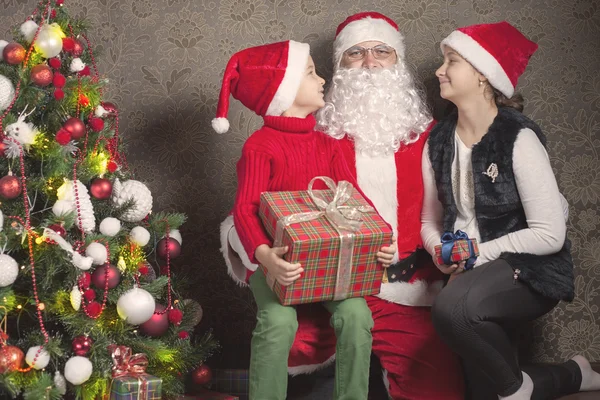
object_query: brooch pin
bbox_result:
[483,163,498,183]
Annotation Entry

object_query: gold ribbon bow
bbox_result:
[272,176,374,300]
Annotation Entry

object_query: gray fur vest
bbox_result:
[428,107,574,302]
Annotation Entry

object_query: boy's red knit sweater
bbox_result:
[233,114,373,267]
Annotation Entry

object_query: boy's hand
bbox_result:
[377,237,397,268]
[255,244,303,286]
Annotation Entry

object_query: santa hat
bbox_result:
[212,40,310,134]
[333,12,405,69]
[440,21,538,98]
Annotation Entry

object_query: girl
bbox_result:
[421,22,600,399]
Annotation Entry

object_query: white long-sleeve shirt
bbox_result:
[421,128,568,266]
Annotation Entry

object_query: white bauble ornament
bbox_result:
[0,254,18,287]
[70,285,81,310]
[25,345,50,369]
[64,356,93,385]
[117,286,155,325]
[69,57,85,72]
[130,226,150,246]
[56,180,95,233]
[164,229,182,245]
[0,40,8,60]
[20,21,39,42]
[85,242,107,265]
[99,217,121,236]
[54,371,67,395]
[112,179,153,222]
[0,75,15,112]
[52,199,73,216]
[33,23,63,58]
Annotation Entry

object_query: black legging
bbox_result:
[431,259,582,399]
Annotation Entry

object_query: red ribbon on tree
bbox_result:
[108,345,148,378]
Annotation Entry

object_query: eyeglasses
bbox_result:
[343,45,395,61]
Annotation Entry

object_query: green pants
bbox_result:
[249,268,373,400]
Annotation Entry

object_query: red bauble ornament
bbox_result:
[78,272,92,289]
[63,117,86,139]
[55,128,71,145]
[88,117,104,132]
[91,264,121,289]
[72,40,84,57]
[3,42,26,65]
[0,345,24,373]
[178,331,189,339]
[156,238,181,259]
[192,364,213,386]
[168,308,183,326]
[100,102,118,115]
[31,64,53,87]
[107,161,118,173]
[139,304,169,337]
[62,37,75,52]
[86,301,102,318]
[90,178,113,200]
[0,173,22,200]
[53,88,64,100]
[53,72,66,88]
[56,0,64,5]
[83,288,96,302]
[71,335,93,356]
[0,142,7,157]
[138,263,149,276]
[78,66,90,77]
[48,57,61,69]
[48,223,66,237]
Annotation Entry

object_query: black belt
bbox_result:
[382,249,429,283]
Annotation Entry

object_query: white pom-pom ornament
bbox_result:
[0,254,18,287]
[117,286,155,325]
[70,285,81,310]
[64,356,93,385]
[100,217,121,236]
[85,242,108,265]
[20,21,39,42]
[130,226,150,246]
[112,179,153,222]
[26,346,50,369]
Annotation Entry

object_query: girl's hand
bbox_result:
[377,237,397,268]
[255,244,303,286]
[434,259,466,275]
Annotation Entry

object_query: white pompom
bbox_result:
[130,226,150,246]
[64,356,93,385]
[117,286,155,325]
[54,371,67,395]
[0,40,8,60]
[69,57,85,73]
[20,21,39,42]
[85,242,108,265]
[0,254,18,287]
[99,217,121,237]
[165,229,182,245]
[70,285,81,310]
[212,117,230,134]
[52,199,73,216]
[26,346,50,369]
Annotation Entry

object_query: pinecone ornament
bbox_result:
[55,180,96,232]
[111,178,152,222]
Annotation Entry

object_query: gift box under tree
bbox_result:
[107,345,162,400]
[258,176,392,306]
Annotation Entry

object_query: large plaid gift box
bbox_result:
[434,230,479,269]
[109,374,162,400]
[213,369,248,400]
[258,176,393,305]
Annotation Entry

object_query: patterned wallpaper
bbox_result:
[1,0,598,369]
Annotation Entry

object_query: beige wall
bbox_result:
[2,0,598,368]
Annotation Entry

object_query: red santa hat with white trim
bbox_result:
[440,21,538,98]
[333,11,405,69]
[212,40,310,134]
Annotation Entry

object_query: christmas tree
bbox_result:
[0,0,217,398]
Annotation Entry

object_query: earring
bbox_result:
[478,80,484,86]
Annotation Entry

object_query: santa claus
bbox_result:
[220,12,464,399]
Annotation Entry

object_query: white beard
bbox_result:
[316,63,432,156]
